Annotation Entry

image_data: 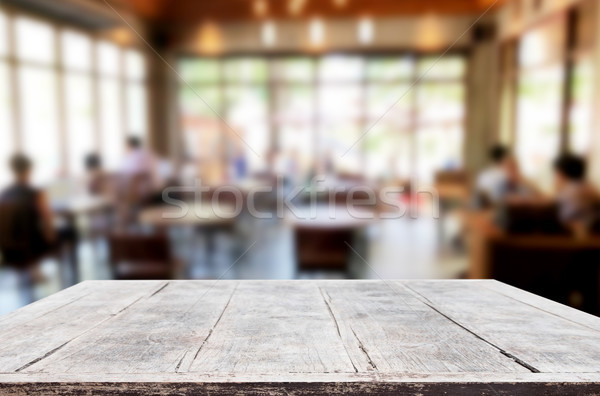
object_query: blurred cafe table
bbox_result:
[51,194,112,218]
[138,202,238,270]
[2,280,600,394]
[285,205,375,271]
[138,202,237,228]
[50,194,113,282]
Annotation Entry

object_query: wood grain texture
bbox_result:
[0,280,599,395]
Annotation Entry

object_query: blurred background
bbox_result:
[1,0,600,316]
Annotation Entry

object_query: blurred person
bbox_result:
[499,156,541,202]
[231,146,248,181]
[553,154,598,230]
[84,153,107,196]
[0,154,76,266]
[475,145,510,204]
[117,136,159,226]
[120,136,158,184]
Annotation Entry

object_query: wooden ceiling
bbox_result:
[122,0,506,24]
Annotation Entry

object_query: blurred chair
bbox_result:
[468,201,600,315]
[0,202,50,302]
[496,202,569,235]
[108,233,175,280]
[435,170,469,185]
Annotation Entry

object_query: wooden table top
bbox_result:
[51,195,112,216]
[138,203,238,227]
[1,280,599,394]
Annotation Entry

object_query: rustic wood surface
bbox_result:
[0,280,599,395]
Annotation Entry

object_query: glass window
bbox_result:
[569,58,594,156]
[180,85,222,160]
[126,82,148,137]
[225,85,269,171]
[179,59,221,83]
[366,83,413,127]
[65,74,95,175]
[99,79,124,170]
[319,55,364,82]
[0,11,8,57]
[366,57,414,81]
[275,84,315,175]
[177,55,466,183]
[61,30,92,71]
[417,56,466,80]
[317,85,362,172]
[416,125,463,184]
[19,66,60,185]
[272,58,314,82]
[15,17,55,65]
[224,58,268,83]
[365,125,411,180]
[0,63,15,186]
[124,49,146,80]
[519,20,566,68]
[416,83,465,125]
[516,66,564,192]
[97,41,120,76]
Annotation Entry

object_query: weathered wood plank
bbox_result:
[20,281,239,374]
[319,281,528,373]
[401,280,600,373]
[0,281,160,372]
[188,281,359,373]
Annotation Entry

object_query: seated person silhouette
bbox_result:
[0,154,75,267]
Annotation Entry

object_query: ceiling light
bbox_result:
[289,0,306,16]
[254,0,268,17]
[262,21,276,47]
[309,18,324,45]
[358,18,373,45]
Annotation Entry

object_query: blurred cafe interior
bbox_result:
[1,0,600,316]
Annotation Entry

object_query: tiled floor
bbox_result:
[0,214,467,316]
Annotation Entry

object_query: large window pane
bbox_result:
[516,66,563,192]
[0,63,15,186]
[97,41,120,77]
[569,58,594,156]
[224,58,268,83]
[0,11,7,57]
[366,57,414,81]
[318,84,362,173]
[365,125,411,180]
[417,56,466,80]
[61,30,92,71]
[124,49,146,80]
[416,125,463,184]
[65,75,94,175]
[416,83,465,125]
[19,66,60,185]
[275,84,314,175]
[179,85,221,160]
[179,59,221,83]
[319,55,364,82]
[99,79,123,170]
[225,86,269,172]
[366,83,413,127]
[126,82,148,137]
[272,58,314,82]
[15,17,55,65]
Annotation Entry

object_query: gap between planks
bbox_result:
[400,283,540,374]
